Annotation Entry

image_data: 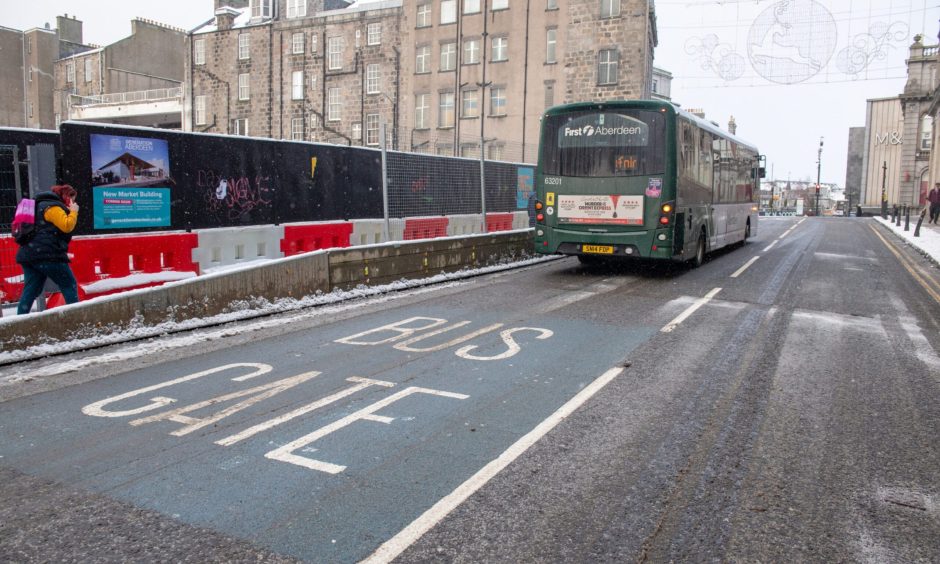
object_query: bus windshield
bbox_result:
[540,109,666,178]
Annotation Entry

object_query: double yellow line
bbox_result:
[870,225,940,305]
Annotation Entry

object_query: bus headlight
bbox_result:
[657,233,666,241]
[537,229,544,236]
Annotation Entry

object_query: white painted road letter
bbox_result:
[265,386,469,473]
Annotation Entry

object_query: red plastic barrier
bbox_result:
[43,233,199,307]
[0,236,23,305]
[485,213,514,233]
[403,217,449,240]
[280,223,353,257]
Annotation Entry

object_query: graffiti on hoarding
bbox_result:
[198,169,273,220]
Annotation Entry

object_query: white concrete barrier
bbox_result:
[192,225,285,273]
[512,210,531,229]
[350,218,405,245]
[446,214,485,236]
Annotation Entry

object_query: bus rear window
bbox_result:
[541,110,666,177]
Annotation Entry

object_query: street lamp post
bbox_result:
[815,137,823,216]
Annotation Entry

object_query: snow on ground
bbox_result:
[872,215,940,266]
[0,255,559,374]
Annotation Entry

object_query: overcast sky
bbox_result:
[8,0,940,185]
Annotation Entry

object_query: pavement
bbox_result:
[872,211,940,266]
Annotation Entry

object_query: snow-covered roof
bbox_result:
[193,0,402,35]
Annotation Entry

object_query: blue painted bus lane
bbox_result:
[0,304,655,562]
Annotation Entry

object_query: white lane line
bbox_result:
[361,365,625,564]
[730,256,760,278]
[762,240,778,252]
[778,227,795,239]
[660,287,722,333]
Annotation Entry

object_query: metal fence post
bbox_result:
[380,120,390,242]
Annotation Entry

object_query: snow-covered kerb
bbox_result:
[0,230,537,363]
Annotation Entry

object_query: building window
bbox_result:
[238,33,250,60]
[366,114,380,145]
[463,39,480,64]
[440,42,456,71]
[328,87,341,121]
[292,71,304,100]
[311,34,318,53]
[194,39,206,65]
[598,49,619,85]
[492,0,508,10]
[546,28,556,63]
[292,33,305,54]
[652,79,659,94]
[66,62,75,83]
[416,45,431,73]
[195,95,207,125]
[287,0,306,18]
[366,64,380,94]
[85,58,93,82]
[416,3,432,27]
[492,37,508,62]
[921,115,933,150]
[238,73,250,100]
[251,0,272,18]
[544,81,554,108]
[490,87,506,116]
[55,113,61,128]
[291,118,304,140]
[352,122,362,140]
[441,0,457,24]
[233,118,249,135]
[28,102,33,118]
[546,0,557,10]
[600,0,620,18]
[415,94,430,129]
[462,89,479,118]
[464,0,481,14]
[367,23,381,45]
[460,144,479,158]
[328,37,343,70]
[489,144,504,160]
[439,91,455,128]
[28,70,32,83]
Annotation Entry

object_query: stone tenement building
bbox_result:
[187,0,657,162]
[0,15,91,130]
[187,0,403,146]
[53,19,187,129]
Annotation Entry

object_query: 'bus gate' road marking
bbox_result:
[361,365,625,564]
[660,288,722,333]
[730,256,760,278]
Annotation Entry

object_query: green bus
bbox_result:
[533,100,763,266]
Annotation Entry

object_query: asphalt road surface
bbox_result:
[1,216,938,563]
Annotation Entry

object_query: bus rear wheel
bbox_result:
[691,234,706,268]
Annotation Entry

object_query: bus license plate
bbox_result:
[583,245,614,254]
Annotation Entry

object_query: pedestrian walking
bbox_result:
[929,182,940,224]
[15,185,81,314]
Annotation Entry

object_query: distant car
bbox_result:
[834,210,844,216]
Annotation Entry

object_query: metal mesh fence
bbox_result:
[383,125,537,220]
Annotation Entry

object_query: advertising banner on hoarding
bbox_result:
[92,187,171,229]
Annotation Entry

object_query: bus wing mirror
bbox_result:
[754,167,766,179]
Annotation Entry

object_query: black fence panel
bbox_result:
[0,128,61,228]
[58,122,526,236]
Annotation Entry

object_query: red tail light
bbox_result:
[536,213,544,222]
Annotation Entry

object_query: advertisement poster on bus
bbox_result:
[89,134,172,229]
[557,195,643,225]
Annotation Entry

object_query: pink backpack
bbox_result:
[11,198,37,245]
